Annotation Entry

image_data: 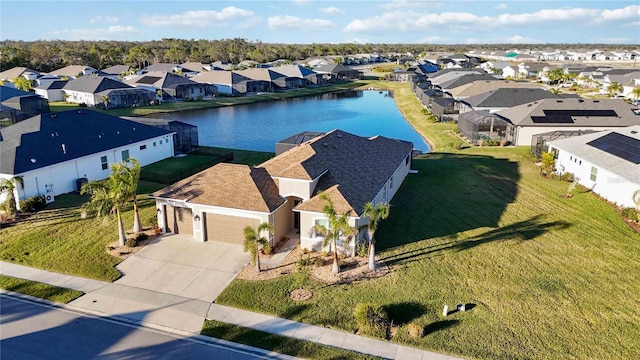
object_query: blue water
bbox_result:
[155,90,429,153]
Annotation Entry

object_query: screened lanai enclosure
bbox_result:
[530,129,598,158]
[458,110,511,145]
[123,117,199,154]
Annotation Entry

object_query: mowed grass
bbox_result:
[0,275,83,303]
[201,320,383,360]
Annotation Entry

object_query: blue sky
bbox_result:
[2,1,639,44]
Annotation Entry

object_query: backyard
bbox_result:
[2,80,639,359]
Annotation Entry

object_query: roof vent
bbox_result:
[631,130,638,134]
[50,114,57,118]
[30,158,36,163]
[578,99,584,102]
[77,110,84,114]
[556,100,563,103]
[336,134,343,138]
[61,144,66,155]
[322,142,329,147]
[593,100,599,103]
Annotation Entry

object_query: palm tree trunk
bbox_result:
[132,198,142,233]
[256,249,261,273]
[116,207,126,246]
[368,241,376,270]
[332,239,340,274]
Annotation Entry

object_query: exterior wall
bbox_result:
[35,88,64,102]
[277,177,315,200]
[212,83,233,95]
[272,198,293,244]
[298,210,360,254]
[63,90,98,106]
[3,134,174,205]
[515,126,617,146]
[552,148,639,208]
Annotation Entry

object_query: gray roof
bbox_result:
[449,80,545,98]
[313,63,358,74]
[438,74,500,90]
[191,70,251,85]
[236,68,286,82]
[463,88,562,109]
[0,86,33,101]
[0,67,40,80]
[497,98,640,127]
[49,65,97,78]
[0,110,172,175]
[100,65,131,75]
[141,63,177,73]
[63,75,132,93]
[548,125,640,184]
[125,71,199,89]
[270,65,317,78]
[36,80,68,90]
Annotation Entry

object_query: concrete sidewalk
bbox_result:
[1,261,463,360]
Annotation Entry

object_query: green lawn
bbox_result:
[201,320,383,360]
[215,82,640,359]
[0,275,83,303]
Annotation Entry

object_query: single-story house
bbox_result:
[63,75,155,108]
[34,80,68,102]
[236,68,306,90]
[122,116,198,154]
[0,110,174,208]
[124,71,216,100]
[271,65,326,86]
[191,70,272,95]
[448,80,544,99]
[496,98,640,146]
[0,67,40,87]
[152,130,414,254]
[459,88,566,114]
[313,64,362,81]
[100,65,132,80]
[48,65,98,79]
[548,125,640,208]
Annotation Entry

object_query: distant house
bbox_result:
[49,65,98,79]
[0,110,174,207]
[152,130,413,254]
[502,66,518,79]
[0,86,50,127]
[191,70,272,95]
[517,62,547,79]
[34,80,68,102]
[430,97,459,122]
[448,80,545,99]
[236,68,306,90]
[271,65,326,86]
[62,75,154,108]
[100,65,132,80]
[548,126,640,208]
[496,98,640,146]
[437,74,500,92]
[387,70,416,82]
[313,64,362,81]
[0,67,40,87]
[459,88,566,114]
[125,71,216,100]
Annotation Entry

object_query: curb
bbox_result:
[0,290,298,360]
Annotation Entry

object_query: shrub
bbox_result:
[313,257,324,267]
[354,303,388,337]
[135,233,148,242]
[19,195,46,212]
[125,238,138,248]
[145,213,158,229]
[621,208,639,222]
[78,102,87,107]
[356,242,368,257]
[407,322,424,338]
[291,257,311,290]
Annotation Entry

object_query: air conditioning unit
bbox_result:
[45,194,55,204]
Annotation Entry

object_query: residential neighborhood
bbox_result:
[1,2,640,359]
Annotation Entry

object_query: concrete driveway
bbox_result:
[115,234,250,302]
[69,235,251,333]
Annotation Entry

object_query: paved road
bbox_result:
[0,295,290,360]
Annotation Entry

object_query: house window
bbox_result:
[579,160,582,165]
[121,149,129,162]
[590,166,598,182]
[140,145,146,150]
[390,176,394,189]
[570,156,573,161]
[101,156,108,170]
[405,155,410,166]
[153,142,156,147]
[313,218,329,237]
[159,140,163,144]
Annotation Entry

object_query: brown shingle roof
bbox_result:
[261,130,414,216]
[153,163,284,212]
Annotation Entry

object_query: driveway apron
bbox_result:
[69,234,250,333]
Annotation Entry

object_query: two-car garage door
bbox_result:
[205,213,259,245]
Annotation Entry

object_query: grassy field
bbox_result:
[0,275,83,303]
[215,81,640,359]
[201,320,383,360]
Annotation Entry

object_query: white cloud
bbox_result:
[497,8,598,25]
[600,5,640,22]
[292,0,310,5]
[89,16,119,24]
[321,7,344,15]
[344,10,491,33]
[268,16,334,31]
[50,25,139,41]
[504,35,538,44]
[494,3,509,10]
[140,7,255,28]
[417,35,446,43]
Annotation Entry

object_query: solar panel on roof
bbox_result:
[587,132,640,164]
[136,76,161,85]
[531,109,618,124]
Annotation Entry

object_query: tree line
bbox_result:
[1,39,634,73]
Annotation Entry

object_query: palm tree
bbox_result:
[362,202,390,270]
[243,222,273,273]
[81,164,130,246]
[631,87,640,103]
[0,178,19,219]
[119,159,142,233]
[545,68,564,84]
[315,193,354,274]
[607,82,623,97]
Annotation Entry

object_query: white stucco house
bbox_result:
[548,126,640,208]
[0,110,175,208]
[152,130,414,254]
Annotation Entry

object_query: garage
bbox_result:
[205,213,260,245]
[165,206,193,236]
